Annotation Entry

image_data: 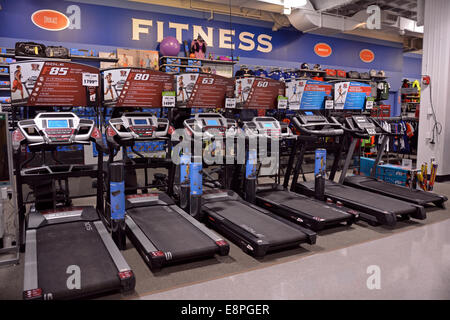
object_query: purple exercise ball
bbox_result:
[160,36,180,56]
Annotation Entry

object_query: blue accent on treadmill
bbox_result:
[110,181,125,220]
[315,149,327,176]
[180,154,190,184]
[245,149,257,180]
[190,162,202,195]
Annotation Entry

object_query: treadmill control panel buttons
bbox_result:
[17,112,95,146]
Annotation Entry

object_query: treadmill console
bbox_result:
[292,110,344,137]
[351,116,377,135]
[108,112,169,140]
[243,117,291,138]
[183,113,237,138]
[14,112,98,148]
[296,111,328,125]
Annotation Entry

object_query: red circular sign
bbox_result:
[360,49,375,63]
[314,43,332,58]
[31,9,70,31]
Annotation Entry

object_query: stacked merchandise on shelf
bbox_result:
[401,79,420,117]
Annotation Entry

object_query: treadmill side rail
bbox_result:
[244,201,317,245]
[23,230,41,300]
[94,221,135,293]
[124,216,158,253]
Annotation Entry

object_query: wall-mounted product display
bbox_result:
[401,78,421,117]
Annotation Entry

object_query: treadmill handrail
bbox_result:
[292,117,344,136]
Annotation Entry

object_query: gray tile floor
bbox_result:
[1,178,449,300]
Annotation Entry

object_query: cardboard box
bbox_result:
[185,67,200,73]
[188,59,202,66]
[70,48,98,57]
[166,57,181,65]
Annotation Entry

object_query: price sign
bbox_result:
[162,91,176,108]
[82,73,99,87]
[325,100,334,109]
[225,98,236,109]
[365,99,374,110]
[334,102,344,110]
[163,96,175,107]
[277,96,288,109]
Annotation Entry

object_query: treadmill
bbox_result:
[289,111,426,226]
[339,115,447,207]
[182,113,316,257]
[238,116,358,231]
[106,112,229,271]
[14,112,135,300]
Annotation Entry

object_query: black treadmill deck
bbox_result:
[127,205,219,261]
[344,175,447,206]
[201,192,315,257]
[36,221,120,300]
[257,189,354,230]
[294,180,426,225]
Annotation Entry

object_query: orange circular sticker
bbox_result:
[31,9,70,31]
[314,43,332,57]
[360,49,375,63]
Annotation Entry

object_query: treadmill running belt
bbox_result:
[354,178,442,202]
[128,206,218,260]
[203,200,308,245]
[303,181,416,214]
[37,221,120,300]
[258,190,350,221]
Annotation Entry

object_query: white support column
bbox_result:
[417,0,450,178]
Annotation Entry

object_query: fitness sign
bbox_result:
[102,68,174,107]
[9,61,99,106]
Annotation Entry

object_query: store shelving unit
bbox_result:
[0,51,118,63]
[159,55,236,76]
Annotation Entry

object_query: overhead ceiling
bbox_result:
[317,0,418,20]
[130,0,422,51]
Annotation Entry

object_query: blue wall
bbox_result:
[0,0,420,115]
[403,53,422,81]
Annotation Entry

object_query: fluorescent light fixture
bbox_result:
[285,0,307,8]
[257,0,308,9]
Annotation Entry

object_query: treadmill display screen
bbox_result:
[133,119,148,125]
[305,112,313,115]
[47,120,69,128]
[263,123,274,128]
[206,119,219,126]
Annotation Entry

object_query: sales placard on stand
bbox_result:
[286,79,332,110]
[10,61,100,106]
[334,81,371,110]
[102,68,174,107]
[235,77,285,109]
[176,73,234,109]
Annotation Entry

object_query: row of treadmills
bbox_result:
[13,109,446,300]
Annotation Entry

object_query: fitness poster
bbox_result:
[176,73,234,108]
[286,79,332,110]
[235,77,285,109]
[334,81,371,110]
[103,68,174,107]
[9,61,99,107]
